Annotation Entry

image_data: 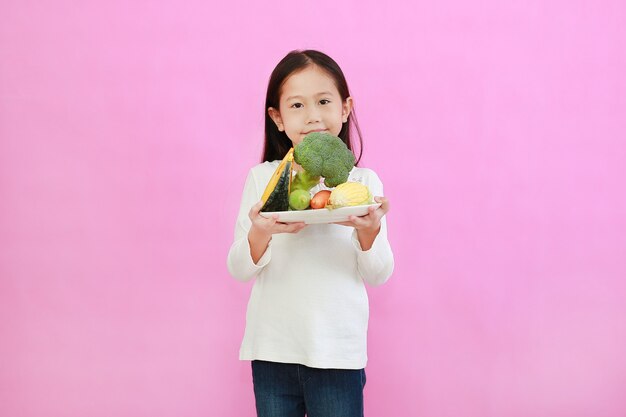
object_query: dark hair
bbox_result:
[262,50,363,164]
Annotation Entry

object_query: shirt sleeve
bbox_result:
[226,168,272,282]
[350,169,395,286]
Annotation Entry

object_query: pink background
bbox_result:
[2,1,625,416]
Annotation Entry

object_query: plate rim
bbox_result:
[259,202,382,224]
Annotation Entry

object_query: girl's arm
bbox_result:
[351,196,389,250]
[227,168,306,281]
[334,169,395,286]
[353,196,394,286]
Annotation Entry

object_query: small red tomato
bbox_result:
[310,190,332,209]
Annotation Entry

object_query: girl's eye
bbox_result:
[319,99,330,105]
[291,103,303,109]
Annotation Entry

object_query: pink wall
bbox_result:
[2,1,625,416]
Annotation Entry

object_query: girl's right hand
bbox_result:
[248,200,305,264]
[248,200,307,237]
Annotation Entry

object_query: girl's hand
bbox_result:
[248,200,307,237]
[247,200,306,264]
[334,196,389,251]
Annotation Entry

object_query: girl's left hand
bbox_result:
[334,196,390,233]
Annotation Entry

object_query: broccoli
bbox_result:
[291,169,321,192]
[293,132,356,187]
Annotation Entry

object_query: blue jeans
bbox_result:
[251,360,366,417]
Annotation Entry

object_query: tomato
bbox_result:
[310,190,331,209]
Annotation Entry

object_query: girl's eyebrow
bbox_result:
[285,91,335,101]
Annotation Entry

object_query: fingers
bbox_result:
[284,222,307,233]
[333,221,354,227]
[248,200,264,220]
[348,215,370,228]
[352,206,377,226]
[273,221,307,234]
[339,204,384,230]
[248,201,306,233]
[374,196,390,214]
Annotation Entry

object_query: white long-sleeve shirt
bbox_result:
[227,161,394,369]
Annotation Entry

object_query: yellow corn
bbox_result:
[328,182,372,209]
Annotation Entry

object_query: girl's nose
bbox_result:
[306,107,321,123]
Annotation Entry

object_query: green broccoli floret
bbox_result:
[293,132,356,187]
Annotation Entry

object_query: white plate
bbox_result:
[260,203,382,224]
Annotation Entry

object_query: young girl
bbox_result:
[227,50,394,417]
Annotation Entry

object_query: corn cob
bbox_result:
[327,182,372,209]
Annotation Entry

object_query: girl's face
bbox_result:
[268,65,352,146]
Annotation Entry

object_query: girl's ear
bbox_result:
[342,97,353,123]
[268,107,284,131]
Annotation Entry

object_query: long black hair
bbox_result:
[262,50,363,164]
